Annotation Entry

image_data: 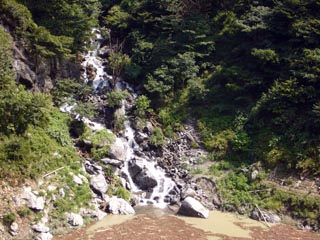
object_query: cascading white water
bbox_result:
[80,29,176,208]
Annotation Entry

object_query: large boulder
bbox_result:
[128,159,157,190]
[128,159,144,177]
[108,196,135,215]
[134,170,157,190]
[178,197,209,218]
[90,174,108,195]
[108,138,126,161]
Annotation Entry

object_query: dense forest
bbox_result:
[0,0,320,233]
[100,0,320,175]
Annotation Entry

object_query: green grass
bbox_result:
[0,102,81,183]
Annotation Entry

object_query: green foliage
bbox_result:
[149,127,165,147]
[251,48,279,64]
[19,0,101,51]
[74,102,96,119]
[52,78,93,106]
[0,27,14,90]
[0,124,79,181]
[113,110,126,132]
[0,86,51,135]
[3,212,16,226]
[103,5,130,30]
[108,52,131,88]
[204,129,235,155]
[0,0,74,58]
[50,167,92,220]
[114,186,130,201]
[106,89,130,108]
[17,207,32,218]
[134,95,152,118]
[46,109,72,147]
[81,128,115,160]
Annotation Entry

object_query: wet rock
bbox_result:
[67,213,84,226]
[135,132,149,144]
[35,232,53,240]
[108,196,135,215]
[178,197,209,218]
[90,174,108,195]
[32,223,50,233]
[108,138,126,161]
[212,195,222,207]
[128,159,144,177]
[98,46,111,57]
[134,169,157,190]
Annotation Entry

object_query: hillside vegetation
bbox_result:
[102,0,320,176]
[0,0,319,230]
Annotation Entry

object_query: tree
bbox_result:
[108,47,131,88]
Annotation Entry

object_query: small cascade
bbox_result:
[78,29,176,208]
[81,28,111,91]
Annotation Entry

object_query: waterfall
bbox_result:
[79,29,176,208]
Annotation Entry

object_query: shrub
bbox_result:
[3,212,16,226]
[134,95,153,118]
[149,127,165,147]
[106,89,130,108]
[114,186,130,200]
[81,128,115,159]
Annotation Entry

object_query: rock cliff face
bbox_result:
[11,40,80,92]
[2,24,80,93]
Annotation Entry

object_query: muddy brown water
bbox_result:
[54,208,320,240]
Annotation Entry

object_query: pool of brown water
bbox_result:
[54,209,320,240]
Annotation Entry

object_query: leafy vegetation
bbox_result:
[81,128,115,160]
[0,21,79,183]
[102,0,320,176]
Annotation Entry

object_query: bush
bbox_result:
[149,127,165,147]
[134,95,153,118]
[3,212,16,226]
[52,78,93,105]
[106,89,130,108]
[81,128,115,159]
[114,186,130,201]
[0,111,79,182]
